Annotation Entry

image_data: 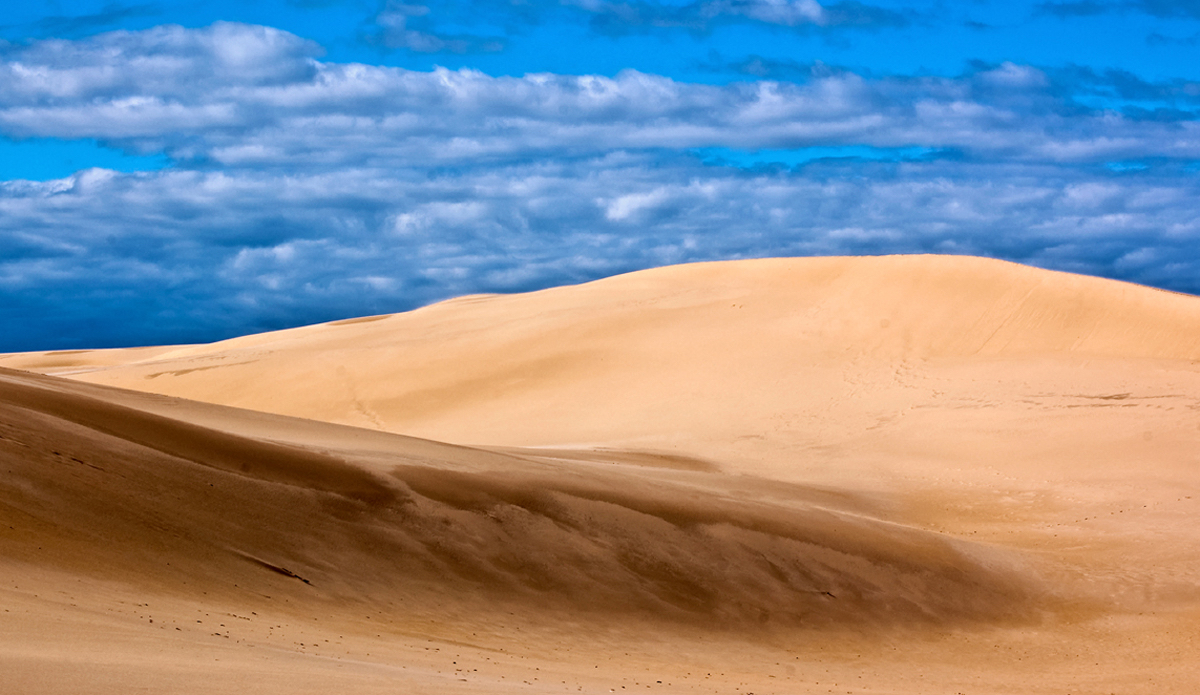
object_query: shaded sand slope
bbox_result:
[0,367,1038,630]
[0,365,1077,694]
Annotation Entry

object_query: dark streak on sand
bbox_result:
[234,551,313,586]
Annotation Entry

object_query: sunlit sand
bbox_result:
[3,254,1199,693]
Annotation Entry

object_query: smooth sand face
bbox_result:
[3,254,1200,693]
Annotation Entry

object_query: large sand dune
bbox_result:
[3,254,1200,693]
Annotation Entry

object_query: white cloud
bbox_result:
[1,24,1198,166]
[3,156,1198,348]
[977,62,1049,89]
[603,188,674,221]
[1,23,1198,350]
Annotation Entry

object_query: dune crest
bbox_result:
[6,255,1197,452]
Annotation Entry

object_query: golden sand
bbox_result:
[3,255,1199,693]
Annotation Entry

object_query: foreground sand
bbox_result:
[3,255,1199,693]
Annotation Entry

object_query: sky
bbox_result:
[1,1,1199,351]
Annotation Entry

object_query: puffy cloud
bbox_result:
[0,26,1198,168]
[0,23,319,119]
[1,23,1199,350]
[3,156,1199,350]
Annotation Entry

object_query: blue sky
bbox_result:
[1,1,1199,350]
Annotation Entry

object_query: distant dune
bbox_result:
[3,255,1200,694]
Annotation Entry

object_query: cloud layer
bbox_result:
[361,0,909,50]
[1,23,1198,350]
[2,24,1198,166]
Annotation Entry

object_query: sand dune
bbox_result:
[13,255,1198,448]
[3,254,1200,693]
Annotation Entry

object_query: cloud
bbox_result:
[716,0,827,26]
[815,1,910,28]
[3,155,1199,351]
[701,54,860,80]
[360,0,910,46]
[364,2,506,53]
[1046,64,1200,118]
[568,0,908,34]
[0,22,320,102]
[1,24,1199,350]
[1,27,1198,169]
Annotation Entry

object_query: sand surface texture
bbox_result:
[3,254,1199,693]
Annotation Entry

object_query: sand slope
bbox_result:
[0,366,1038,628]
[0,365,1052,694]
[3,254,1200,693]
[11,255,1198,462]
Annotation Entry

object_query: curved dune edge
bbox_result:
[5,254,1198,452]
[0,367,1047,631]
